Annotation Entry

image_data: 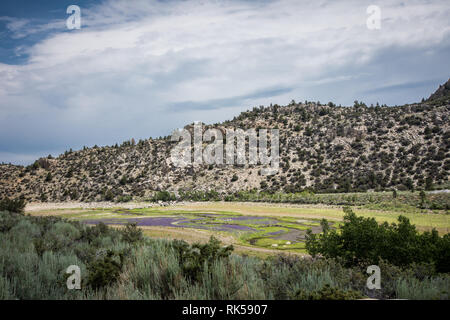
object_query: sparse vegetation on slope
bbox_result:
[0,81,449,202]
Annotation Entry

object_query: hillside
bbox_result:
[427,78,450,104]
[1,83,449,202]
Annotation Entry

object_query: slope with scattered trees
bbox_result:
[0,81,449,202]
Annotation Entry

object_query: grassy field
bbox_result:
[27,201,449,256]
[175,202,449,232]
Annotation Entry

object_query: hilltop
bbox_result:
[0,81,449,202]
[427,78,450,104]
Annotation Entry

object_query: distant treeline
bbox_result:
[148,189,449,211]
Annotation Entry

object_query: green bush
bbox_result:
[172,237,234,282]
[86,250,125,290]
[0,197,26,213]
[294,284,363,300]
[0,211,23,232]
[104,189,114,201]
[120,223,143,245]
[116,195,132,203]
[44,222,81,251]
[152,191,176,202]
[306,207,450,272]
[395,277,449,300]
[0,276,14,299]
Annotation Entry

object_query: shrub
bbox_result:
[104,189,114,201]
[0,210,22,232]
[0,276,14,299]
[45,172,52,182]
[86,250,125,290]
[172,237,234,282]
[116,195,132,203]
[306,207,450,271]
[0,197,26,213]
[44,222,81,251]
[294,284,363,300]
[152,191,176,202]
[121,223,143,245]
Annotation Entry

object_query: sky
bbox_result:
[0,0,449,165]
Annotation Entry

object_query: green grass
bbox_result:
[28,201,450,256]
[175,202,450,233]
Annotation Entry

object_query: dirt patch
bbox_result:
[25,201,183,212]
[273,229,306,242]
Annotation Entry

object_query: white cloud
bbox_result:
[0,16,65,39]
[0,0,449,164]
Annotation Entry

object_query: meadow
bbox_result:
[28,200,450,256]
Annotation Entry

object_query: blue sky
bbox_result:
[0,0,449,165]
